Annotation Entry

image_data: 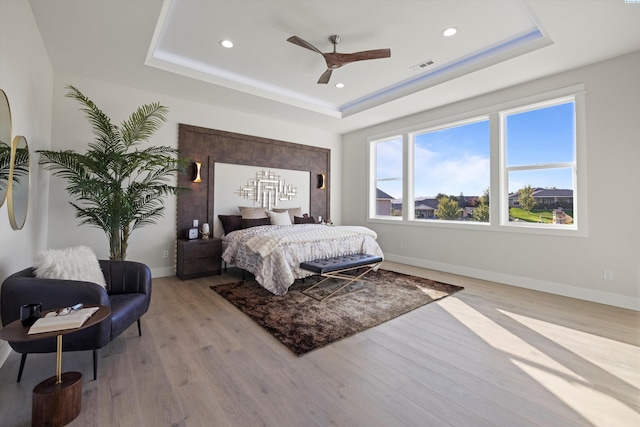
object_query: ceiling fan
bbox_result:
[287,35,391,84]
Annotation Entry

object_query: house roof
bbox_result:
[376,189,395,200]
[532,188,574,197]
[509,188,574,199]
[415,204,436,211]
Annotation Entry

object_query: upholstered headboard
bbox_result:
[176,124,330,239]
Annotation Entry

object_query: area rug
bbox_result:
[211,269,463,355]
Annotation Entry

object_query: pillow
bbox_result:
[34,246,107,288]
[218,214,242,234]
[266,210,292,225]
[294,215,316,224]
[241,217,271,229]
[273,207,303,223]
[239,206,268,219]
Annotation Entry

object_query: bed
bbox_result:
[221,224,384,295]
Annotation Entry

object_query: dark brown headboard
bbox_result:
[177,124,330,238]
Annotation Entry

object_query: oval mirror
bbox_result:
[0,89,12,207]
[8,135,30,230]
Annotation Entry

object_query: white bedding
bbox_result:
[222,224,384,295]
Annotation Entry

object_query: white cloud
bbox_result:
[414,145,489,197]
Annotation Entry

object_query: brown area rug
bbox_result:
[211,269,463,355]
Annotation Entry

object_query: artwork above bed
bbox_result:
[234,168,299,210]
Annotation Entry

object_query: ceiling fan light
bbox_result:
[335,83,344,88]
[220,40,234,48]
[442,27,457,37]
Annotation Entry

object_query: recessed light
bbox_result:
[335,83,345,88]
[220,40,234,48]
[442,27,457,37]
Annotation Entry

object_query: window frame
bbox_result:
[499,96,579,231]
[369,134,404,221]
[409,115,491,223]
[367,84,587,237]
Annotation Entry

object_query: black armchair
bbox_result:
[0,260,151,382]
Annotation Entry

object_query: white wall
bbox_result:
[342,51,640,310]
[0,0,53,364]
[47,72,342,277]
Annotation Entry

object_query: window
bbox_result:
[502,100,576,226]
[372,136,402,217]
[369,90,582,234]
[412,119,490,222]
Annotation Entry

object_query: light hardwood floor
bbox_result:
[0,262,638,426]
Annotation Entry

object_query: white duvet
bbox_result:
[222,224,384,295]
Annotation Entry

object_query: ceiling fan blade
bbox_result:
[290,35,390,84]
[317,69,332,84]
[287,35,322,54]
[341,48,391,64]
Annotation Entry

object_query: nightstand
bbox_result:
[176,238,222,280]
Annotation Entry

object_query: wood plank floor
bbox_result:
[0,262,638,426]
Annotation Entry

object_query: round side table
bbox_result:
[0,305,110,427]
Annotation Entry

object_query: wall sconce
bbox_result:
[193,161,202,183]
[317,173,326,189]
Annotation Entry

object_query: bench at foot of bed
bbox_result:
[299,253,383,301]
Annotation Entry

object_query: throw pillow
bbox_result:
[239,206,268,219]
[294,214,316,224]
[273,207,303,223]
[241,217,271,229]
[218,214,242,234]
[34,246,107,288]
[266,210,292,225]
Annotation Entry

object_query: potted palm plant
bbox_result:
[38,85,182,260]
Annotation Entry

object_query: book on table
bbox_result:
[28,307,100,335]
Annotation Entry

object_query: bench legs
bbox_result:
[301,262,381,301]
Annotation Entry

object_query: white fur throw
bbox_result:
[34,246,107,288]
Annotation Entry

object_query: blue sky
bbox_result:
[414,119,490,198]
[376,101,575,200]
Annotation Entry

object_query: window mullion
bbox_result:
[490,112,502,227]
[403,133,412,221]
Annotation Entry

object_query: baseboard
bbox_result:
[151,266,175,278]
[0,341,11,369]
[385,253,640,311]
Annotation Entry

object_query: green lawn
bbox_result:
[509,207,574,223]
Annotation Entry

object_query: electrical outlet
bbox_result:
[603,269,613,281]
[398,242,404,249]
[163,250,169,259]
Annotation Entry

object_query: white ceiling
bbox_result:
[29,0,640,134]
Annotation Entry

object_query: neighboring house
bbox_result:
[414,198,439,219]
[375,188,395,216]
[509,188,574,208]
[392,197,456,219]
